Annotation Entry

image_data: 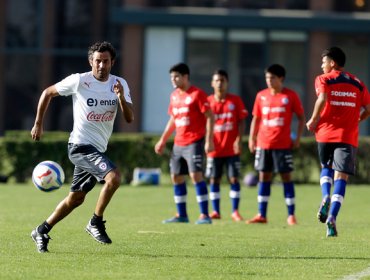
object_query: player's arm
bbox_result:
[360,104,370,121]
[204,109,214,153]
[292,114,305,149]
[234,118,246,154]
[306,92,327,132]
[31,85,60,141]
[154,116,176,155]
[113,79,134,123]
[248,115,260,154]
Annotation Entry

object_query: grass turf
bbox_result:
[0,182,370,279]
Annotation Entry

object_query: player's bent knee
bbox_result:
[105,169,121,189]
[67,192,86,207]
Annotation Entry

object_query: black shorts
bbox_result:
[318,142,357,175]
[254,148,293,173]
[68,143,116,192]
[205,155,241,179]
[170,138,205,175]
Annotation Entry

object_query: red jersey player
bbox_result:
[247,64,305,226]
[205,69,248,221]
[155,63,214,225]
[306,47,370,237]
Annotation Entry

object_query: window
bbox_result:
[5,0,40,48]
[187,28,224,93]
[268,31,307,100]
[334,0,369,12]
[227,30,266,132]
[54,0,95,48]
[5,54,39,129]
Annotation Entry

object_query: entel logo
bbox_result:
[87,98,118,107]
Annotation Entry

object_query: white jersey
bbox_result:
[55,71,132,152]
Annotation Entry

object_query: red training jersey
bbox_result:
[314,70,370,147]
[253,87,304,149]
[207,93,248,158]
[168,85,210,146]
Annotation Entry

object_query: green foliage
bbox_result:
[1,131,370,184]
[1,183,370,279]
[0,131,170,183]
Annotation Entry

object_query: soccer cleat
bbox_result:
[195,214,212,225]
[287,215,297,225]
[318,197,331,223]
[210,211,221,219]
[85,220,112,244]
[246,214,267,224]
[231,210,243,222]
[326,216,338,237]
[162,215,189,224]
[31,228,51,253]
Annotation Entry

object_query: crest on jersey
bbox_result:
[185,96,192,104]
[99,162,107,171]
[228,103,235,110]
[282,97,289,105]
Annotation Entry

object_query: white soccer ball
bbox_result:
[32,161,65,192]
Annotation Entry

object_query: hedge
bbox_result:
[1,131,370,184]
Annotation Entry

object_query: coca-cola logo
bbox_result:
[86,111,115,122]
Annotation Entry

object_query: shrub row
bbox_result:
[1,131,370,184]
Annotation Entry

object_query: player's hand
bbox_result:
[306,118,317,132]
[233,139,242,154]
[31,124,43,141]
[205,140,214,153]
[154,140,165,155]
[113,79,124,98]
[291,139,300,149]
[248,139,256,154]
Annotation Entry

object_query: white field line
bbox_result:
[340,267,370,280]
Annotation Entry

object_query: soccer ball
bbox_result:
[32,161,65,192]
[243,171,258,187]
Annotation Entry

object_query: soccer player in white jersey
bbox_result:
[30,41,134,253]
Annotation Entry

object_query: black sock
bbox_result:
[37,221,52,234]
[91,213,103,225]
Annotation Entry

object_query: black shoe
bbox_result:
[31,228,51,253]
[85,220,112,244]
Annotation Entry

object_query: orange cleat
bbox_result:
[287,215,297,225]
[246,214,267,224]
[210,211,221,219]
[231,210,243,222]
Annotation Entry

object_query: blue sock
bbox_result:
[230,182,241,212]
[283,181,295,216]
[320,167,334,198]
[330,179,346,218]
[174,183,187,217]
[258,182,271,218]
[195,181,209,215]
[209,183,220,213]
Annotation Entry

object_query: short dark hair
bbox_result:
[88,41,116,61]
[265,64,286,78]
[169,63,190,76]
[321,46,346,67]
[213,69,229,81]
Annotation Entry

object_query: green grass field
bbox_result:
[1,182,370,279]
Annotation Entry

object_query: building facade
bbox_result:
[1,0,370,135]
